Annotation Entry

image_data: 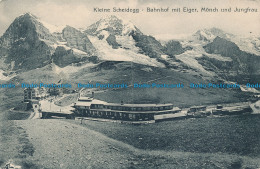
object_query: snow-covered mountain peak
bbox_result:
[38,20,65,34]
[102,15,122,22]
[207,27,226,34]
[18,12,38,20]
[0,12,56,47]
[193,28,233,42]
[85,15,140,36]
[16,12,65,34]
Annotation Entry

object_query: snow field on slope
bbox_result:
[88,35,165,68]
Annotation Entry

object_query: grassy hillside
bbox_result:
[70,114,260,156]
[0,61,251,112]
[71,61,249,107]
[66,114,260,168]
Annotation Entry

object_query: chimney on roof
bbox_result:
[121,101,124,105]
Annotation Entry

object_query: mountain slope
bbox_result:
[0,13,259,87]
[0,13,256,109]
[0,14,188,71]
[193,28,260,55]
[85,15,186,67]
[85,15,141,36]
[168,28,260,82]
[0,13,100,70]
[62,26,96,55]
[0,13,56,71]
[193,28,234,42]
[202,37,260,83]
[84,16,166,67]
[50,26,97,67]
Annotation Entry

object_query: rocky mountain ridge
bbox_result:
[0,13,259,84]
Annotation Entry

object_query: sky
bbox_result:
[0,0,259,39]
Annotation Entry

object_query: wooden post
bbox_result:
[80,118,83,124]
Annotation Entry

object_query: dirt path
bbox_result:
[0,120,35,169]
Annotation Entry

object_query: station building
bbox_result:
[72,97,181,121]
